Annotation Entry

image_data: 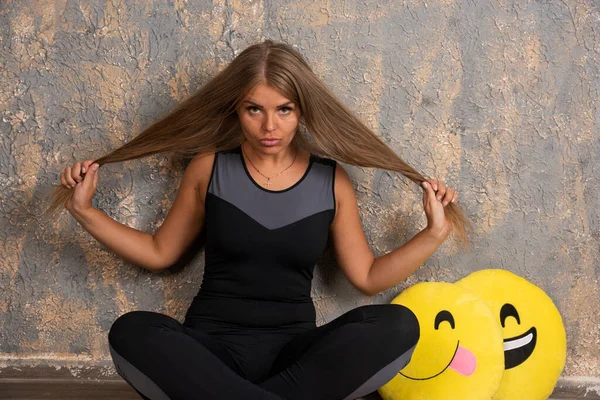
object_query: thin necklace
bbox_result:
[242,144,298,187]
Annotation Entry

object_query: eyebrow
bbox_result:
[242,100,295,108]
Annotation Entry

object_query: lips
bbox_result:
[503,326,537,369]
[259,138,280,147]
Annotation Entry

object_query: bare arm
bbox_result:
[66,153,214,273]
[363,229,446,295]
[71,208,165,272]
[152,152,214,270]
[329,163,456,296]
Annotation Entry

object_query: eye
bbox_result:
[247,106,261,114]
[279,106,293,114]
[434,310,455,330]
[500,303,520,327]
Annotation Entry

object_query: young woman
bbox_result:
[50,40,469,400]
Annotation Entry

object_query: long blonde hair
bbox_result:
[45,39,471,246]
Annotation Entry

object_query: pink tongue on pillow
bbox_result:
[449,345,476,376]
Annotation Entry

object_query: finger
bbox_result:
[81,160,92,174]
[435,181,447,202]
[60,171,68,188]
[82,163,99,190]
[421,181,436,205]
[93,168,99,188]
[65,167,76,187]
[426,179,439,192]
[71,162,83,183]
[442,187,455,206]
[451,193,458,203]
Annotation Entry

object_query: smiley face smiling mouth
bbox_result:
[503,326,537,369]
[399,341,477,380]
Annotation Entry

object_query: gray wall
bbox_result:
[1,0,598,380]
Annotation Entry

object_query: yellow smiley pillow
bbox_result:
[457,269,567,400]
[379,282,504,400]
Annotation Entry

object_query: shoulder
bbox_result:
[311,156,352,196]
[187,150,216,179]
[332,162,354,198]
[311,153,337,169]
[184,150,217,204]
[309,153,337,182]
[328,161,355,221]
[305,155,354,218]
[189,150,216,167]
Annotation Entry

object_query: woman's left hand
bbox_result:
[421,178,458,240]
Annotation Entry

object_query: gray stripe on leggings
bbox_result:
[342,344,416,400]
[109,344,171,400]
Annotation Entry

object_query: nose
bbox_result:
[262,112,276,133]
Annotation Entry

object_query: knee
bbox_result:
[366,304,420,351]
[108,311,154,348]
[391,304,420,348]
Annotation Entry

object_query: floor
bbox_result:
[0,379,599,399]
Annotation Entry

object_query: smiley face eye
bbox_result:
[500,303,521,327]
[434,310,455,330]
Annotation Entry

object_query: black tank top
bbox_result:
[185,144,337,327]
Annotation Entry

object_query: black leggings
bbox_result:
[108,304,419,400]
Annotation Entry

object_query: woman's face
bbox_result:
[237,83,300,154]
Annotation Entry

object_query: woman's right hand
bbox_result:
[60,159,100,213]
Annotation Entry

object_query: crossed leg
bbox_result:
[259,304,420,400]
[109,304,419,400]
[108,311,283,400]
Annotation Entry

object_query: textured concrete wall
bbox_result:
[1,0,598,380]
